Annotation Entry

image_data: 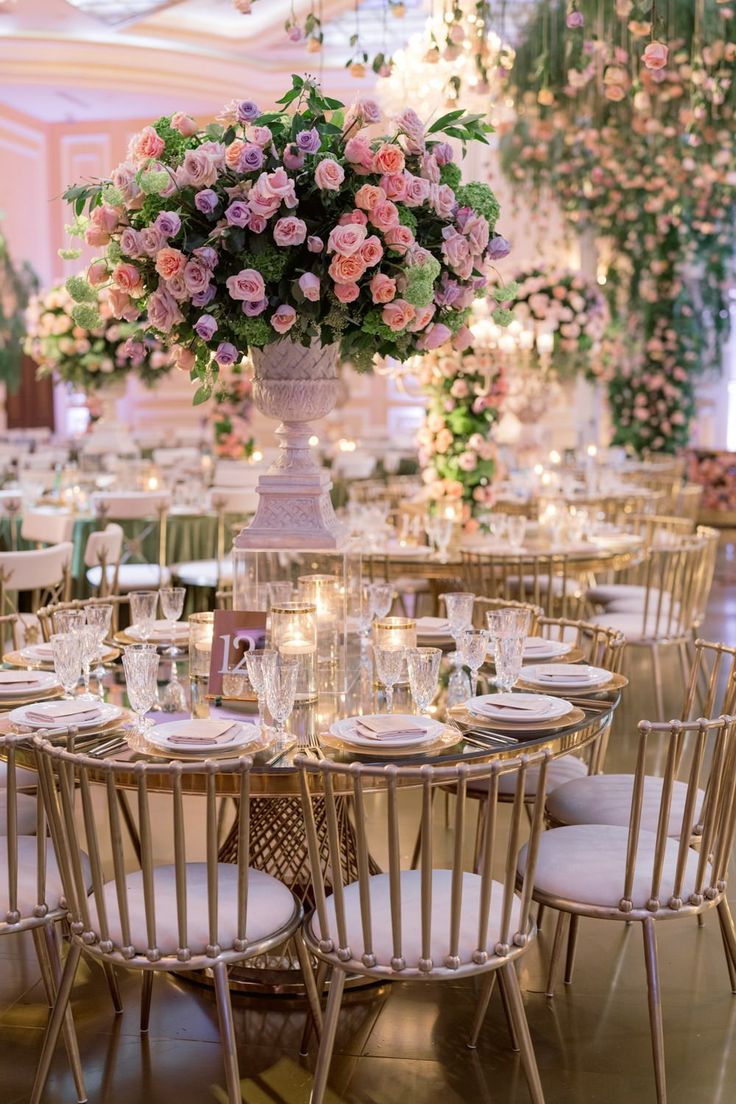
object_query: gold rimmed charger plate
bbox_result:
[139,726,272,761]
[448,703,586,736]
[0,687,64,711]
[320,724,460,759]
[3,647,121,670]
[483,646,586,670]
[114,630,189,649]
[515,671,629,695]
[0,708,132,739]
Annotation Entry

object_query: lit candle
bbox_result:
[536,332,554,356]
[270,601,317,701]
[549,449,561,466]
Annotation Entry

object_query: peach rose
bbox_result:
[643,41,668,70]
[369,200,400,232]
[380,173,408,202]
[354,184,386,211]
[271,304,297,333]
[381,298,415,331]
[406,304,435,331]
[334,282,360,303]
[384,225,415,255]
[226,140,245,169]
[344,135,373,171]
[372,143,405,175]
[327,223,368,256]
[360,235,383,267]
[129,125,165,163]
[370,273,396,303]
[87,260,108,287]
[226,268,266,302]
[339,210,368,226]
[171,112,198,137]
[328,253,367,284]
[108,288,137,321]
[112,263,143,295]
[314,158,345,191]
[154,247,186,280]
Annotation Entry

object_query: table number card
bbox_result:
[208,610,267,697]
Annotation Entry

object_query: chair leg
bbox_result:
[311,968,346,1104]
[300,959,328,1057]
[140,971,154,1033]
[642,918,667,1104]
[564,915,580,985]
[294,937,323,1056]
[499,963,545,1104]
[467,970,497,1050]
[545,911,569,998]
[40,925,87,1104]
[213,961,242,1104]
[30,940,84,1104]
[716,899,736,994]
[102,961,123,1014]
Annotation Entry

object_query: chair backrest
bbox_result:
[0,543,73,607]
[83,523,124,597]
[691,525,719,629]
[537,616,627,673]
[206,487,259,565]
[0,734,51,934]
[607,716,736,916]
[613,536,706,642]
[34,738,297,967]
[18,449,68,470]
[675,483,704,523]
[627,513,696,544]
[333,453,376,481]
[473,597,544,633]
[680,640,736,721]
[90,493,170,573]
[20,510,75,548]
[296,752,551,976]
[461,550,584,619]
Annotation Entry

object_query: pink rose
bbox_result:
[406,304,435,331]
[140,225,166,256]
[369,200,400,232]
[273,216,307,246]
[107,288,137,321]
[329,253,367,284]
[360,235,383,267]
[84,205,119,246]
[87,260,108,287]
[307,236,324,253]
[171,112,198,137]
[112,263,143,295]
[111,161,140,204]
[370,273,397,303]
[165,274,189,302]
[380,173,408,202]
[183,258,211,296]
[314,158,345,191]
[120,227,144,258]
[249,214,267,234]
[429,183,456,219]
[172,345,196,372]
[396,108,425,151]
[344,135,373,172]
[248,125,273,148]
[384,225,415,255]
[298,272,321,301]
[381,298,416,331]
[373,143,405,176]
[155,247,186,280]
[334,282,360,303]
[271,304,297,333]
[262,166,297,207]
[418,322,452,350]
[339,209,369,226]
[643,41,668,70]
[419,153,440,184]
[129,125,165,163]
[327,223,368,256]
[226,267,266,302]
[441,229,473,279]
[178,148,219,188]
[452,325,473,351]
[354,184,386,211]
[462,213,490,255]
[148,286,183,333]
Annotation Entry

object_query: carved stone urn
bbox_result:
[235,339,347,550]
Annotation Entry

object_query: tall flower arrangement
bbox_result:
[502,0,736,454]
[211,363,255,459]
[25,283,173,393]
[65,77,510,404]
[416,344,507,529]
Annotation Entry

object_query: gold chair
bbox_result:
[297,752,551,1104]
[83,523,124,598]
[37,594,129,640]
[31,738,306,1104]
[473,596,544,632]
[674,483,704,524]
[89,491,171,591]
[526,715,736,1104]
[0,543,73,659]
[462,549,585,619]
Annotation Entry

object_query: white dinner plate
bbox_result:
[589,532,642,549]
[467,693,573,724]
[522,637,573,660]
[330,713,445,750]
[520,664,612,691]
[145,718,261,755]
[9,700,123,732]
[0,670,60,698]
[127,620,190,642]
[19,643,56,664]
[416,617,453,640]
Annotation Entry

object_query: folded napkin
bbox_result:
[473,699,550,717]
[417,617,451,634]
[355,716,429,741]
[523,639,554,652]
[26,701,102,724]
[130,620,189,641]
[26,644,54,658]
[162,720,236,743]
[0,672,43,685]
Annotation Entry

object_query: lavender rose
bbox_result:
[225,201,251,228]
[194,314,218,341]
[215,342,239,367]
[236,100,259,122]
[155,211,181,238]
[194,189,219,215]
[296,128,321,154]
[487,234,511,260]
[238,143,264,172]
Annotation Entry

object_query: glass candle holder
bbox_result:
[188,612,214,718]
[298,574,340,666]
[269,601,317,702]
[373,616,416,684]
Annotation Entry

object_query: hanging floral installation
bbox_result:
[210,362,256,460]
[500,0,736,455]
[25,282,174,394]
[0,228,37,393]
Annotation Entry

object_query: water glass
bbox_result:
[373,644,405,713]
[434,516,454,562]
[485,609,532,693]
[458,629,488,698]
[160,587,186,641]
[264,656,299,745]
[122,644,160,738]
[369,582,393,620]
[507,515,527,550]
[53,610,85,635]
[77,625,100,699]
[489,512,509,542]
[406,647,442,714]
[441,591,476,665]
[129,590,159,641]
[244,648,277,718]
[85,603,113,699]
[51,632,82,699]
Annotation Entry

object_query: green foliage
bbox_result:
[0,232,37,392]
[455,183,500,232]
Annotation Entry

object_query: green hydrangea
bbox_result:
[492,307,514,327]
[102,185,124,207]
[397,206,417,231]
[230,315,272,348]
[455,182,500,232]
[152,116,194,161]
[65,276,96,303]
[58,248,82,260]
[404,268,435,308]
[493,281,518,302]
[437,307,470,335]
[440,162,462,190]
[361,311,396,342]
[242,248,289,282]
[139,170,170,196]
[106,241,123,264]
[71,304,102,329]
[140,196,168,225]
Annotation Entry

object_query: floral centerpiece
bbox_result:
[510,268,611,382]
[211,362,255,459]
[25,281,173,393]
[64,75,509,546]
[416,342,507,530]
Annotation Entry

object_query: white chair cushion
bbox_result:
[466,754,588,798]
[507,575,582,597]
[88,863,298,957]
[586,584,674,610]
[314,869,521,971]
[87,564,172,590]
[0,790,38,836]
[588,611,684,642]
[0,837,89,920]
[547,773,705,837]
[518,824,708,911]
[171,559,234,589]
[0,761,39,790]
[604,598,680,618]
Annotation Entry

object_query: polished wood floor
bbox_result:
[3,546,736,1103]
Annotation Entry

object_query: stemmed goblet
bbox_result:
[244,648,277,720]
[458,629,488,699]
[51,633,82,699]
[373,644,405,713]
[406,647,442,714]
[129,591,159,642]
[85,604,113,699]
[159,587,187,711]
[122,644,160,746]
[485,608,532,693]
[264,656,299,748]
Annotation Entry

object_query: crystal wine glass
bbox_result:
[159,587,187,711]
[51,632,82,699]
[373,644,405,713]
[129,590,159,642]
[441,592,476,664]
[485,608,532,693]
[369,582,393,620]
[405,647,442,714]
[507,515,527,551]
[264,656,299,747]
[85,604,113,699]
[53,610,85,635]
[77,625,99,700]
[434,516,454,563]
[122,644,160,742]
[244,648,277,720]
[458,628,488,699]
